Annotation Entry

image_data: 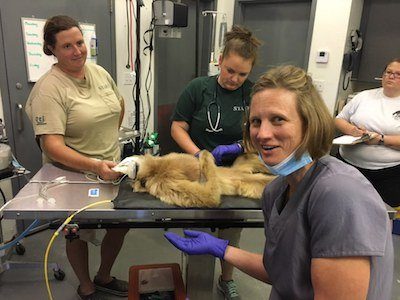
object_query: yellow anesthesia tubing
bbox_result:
[44,199,112,300]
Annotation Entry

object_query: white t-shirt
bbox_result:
[336,88,400,169]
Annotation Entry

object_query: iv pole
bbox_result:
[202,10,227,76]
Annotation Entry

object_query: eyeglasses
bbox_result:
[383,70,400,79]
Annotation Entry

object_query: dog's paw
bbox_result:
[198,150,214,162]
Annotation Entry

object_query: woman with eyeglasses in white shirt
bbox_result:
[335,57,400,208]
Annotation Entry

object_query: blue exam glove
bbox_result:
[164,230,229,259]
[211,143,244,166]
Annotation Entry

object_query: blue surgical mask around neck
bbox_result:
[258,150,313,176]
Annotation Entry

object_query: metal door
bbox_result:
[234,0,314,81]
[0,0,115,190]
[155,0,214,154]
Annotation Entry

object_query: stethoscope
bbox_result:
[205,77,246,133]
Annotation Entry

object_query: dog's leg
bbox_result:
[232,153,272,175]
[154,151,222,207]
[198,151,218,183]
[236,173,275,199]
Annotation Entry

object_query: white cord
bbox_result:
[97,174,127,185]
[84,173,127,185]
[30,180,96,184]
[37,176,69,201]
[85,172,101,182]
[0,199,13,215]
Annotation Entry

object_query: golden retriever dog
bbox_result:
[131,150,275,207]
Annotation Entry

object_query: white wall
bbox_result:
[336,0,364,114]
[307,0,362,114]
[114,0,154,133]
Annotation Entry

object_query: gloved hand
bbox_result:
[211,143,243,166]
[164,230,229,259]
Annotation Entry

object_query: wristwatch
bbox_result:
[379,134,385,145]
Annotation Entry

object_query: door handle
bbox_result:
[16,103,24,131]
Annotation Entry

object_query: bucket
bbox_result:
[0,143,12,170]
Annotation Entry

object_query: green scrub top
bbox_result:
[172,75,252,151]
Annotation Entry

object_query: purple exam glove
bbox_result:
[164,230,229,259]
[211,143,243,166]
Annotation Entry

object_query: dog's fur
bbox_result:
[131,151,275,207]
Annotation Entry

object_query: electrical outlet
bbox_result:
[159,28,182,39]
[123,72,135,85]
[314,79,324,92]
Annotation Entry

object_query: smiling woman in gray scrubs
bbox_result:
[165,65,394,300]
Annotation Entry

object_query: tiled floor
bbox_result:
[0,227,399,299]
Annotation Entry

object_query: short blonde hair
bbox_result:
[244,65,334,159]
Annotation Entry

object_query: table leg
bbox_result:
[186,254,215,300]
[185,228,216,300]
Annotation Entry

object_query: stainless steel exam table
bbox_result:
[3,164,396,299]
[2,163,265,300]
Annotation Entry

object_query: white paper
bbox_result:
[333,135,362,145]
[333,133,377,145]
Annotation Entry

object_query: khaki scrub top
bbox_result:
[25,63,123,163]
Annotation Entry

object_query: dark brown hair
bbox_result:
[244,65,334,159]
[43,15,82,56]
[385,58,400,70]
[222,25,261,66]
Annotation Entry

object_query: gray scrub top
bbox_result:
[262,156,393,300]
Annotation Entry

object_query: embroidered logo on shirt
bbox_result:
[393,111,400,120]
[98,84,110,90]
[233,106,245,112]
[35,116,46,125]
